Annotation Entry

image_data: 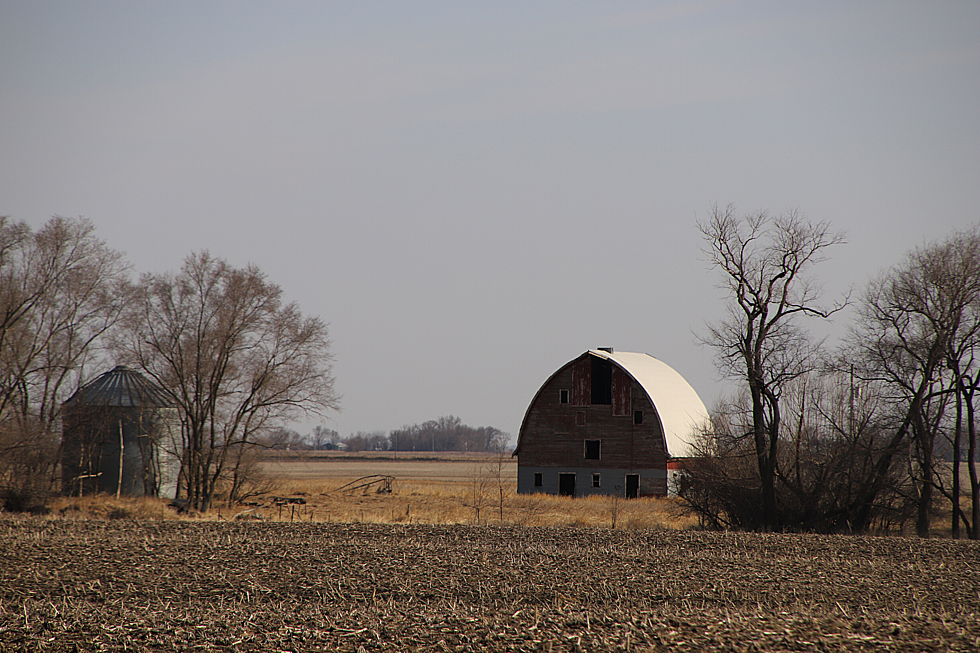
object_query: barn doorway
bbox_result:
[625,474,639,499]
[559,473,576,497]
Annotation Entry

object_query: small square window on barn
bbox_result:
[559,389,569,404]
[576,411,586,426]
[534,472,543,487]
[584,439,600,460]
[592,473,601,488]
[634,410,643,425]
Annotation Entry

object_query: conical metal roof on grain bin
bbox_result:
[64,365,173,408]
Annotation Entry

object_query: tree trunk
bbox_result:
[916,431,934,538]
[116,420,124,499]
[751,381,778,531]
[968,394,978,540]
[953,384,963,538]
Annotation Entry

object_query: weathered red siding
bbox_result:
[516,352,668,495]
[571,359,590,406]
[611,366,631,416]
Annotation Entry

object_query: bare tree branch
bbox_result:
[112,252,339,512]
[697,205,846,530]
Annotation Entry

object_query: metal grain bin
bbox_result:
[61,366,181,499]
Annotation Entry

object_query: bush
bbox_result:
[0,422,59,514]
[1,488,52,514]
[678,430,917,533]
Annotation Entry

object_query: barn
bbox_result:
[513,348,709,498]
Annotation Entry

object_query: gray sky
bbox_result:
[3,2,978,443]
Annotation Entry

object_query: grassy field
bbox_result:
[259,450,516,481]
[2,519,979,651]
[251,451,690,530]
[42,452,691,529]
[46,452,971,533]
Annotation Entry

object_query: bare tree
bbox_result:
[487,449,510,522]
[939,229,980,539]
[225,443,279,508]
[680,368,914,532]
[113,252,338,512]
[343,430,388,452]
[0,216,127,510]
[310,425,340,450]
[698,206,846,530]
[478,426,509,454]
[467,461,494,525]
[388,417,508,453]
[947,297,980,538]
[850,226,980,537]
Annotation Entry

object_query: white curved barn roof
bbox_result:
[590,350,709,457]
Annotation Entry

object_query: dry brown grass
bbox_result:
[36,453,696,530]
[230,451,696,529]
[256,475,695,529]
[48,494,179,521]
[34,448,969,536]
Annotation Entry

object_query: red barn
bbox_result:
[513,349,709,498]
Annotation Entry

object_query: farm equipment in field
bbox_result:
[335,475,394,495]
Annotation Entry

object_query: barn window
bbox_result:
[576,411,586,426]
[592,473,601,488]
[534,472,543,487]
[634,410,643,425]
[559,389,569,404]
[591,357,612,405]
[584,439,600,460]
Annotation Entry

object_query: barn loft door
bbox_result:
[611,367,631,416]
[591,358,613,405]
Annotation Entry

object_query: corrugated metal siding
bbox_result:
[64,365,173,408]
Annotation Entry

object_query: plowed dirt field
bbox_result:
[2,519,978,651]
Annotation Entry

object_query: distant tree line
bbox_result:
[690,207,980,537]
[388,416,508,453]
[269,416,509,454]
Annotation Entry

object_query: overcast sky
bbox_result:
[2,2,978,443]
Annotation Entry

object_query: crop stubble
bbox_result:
[1,519,979,652]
